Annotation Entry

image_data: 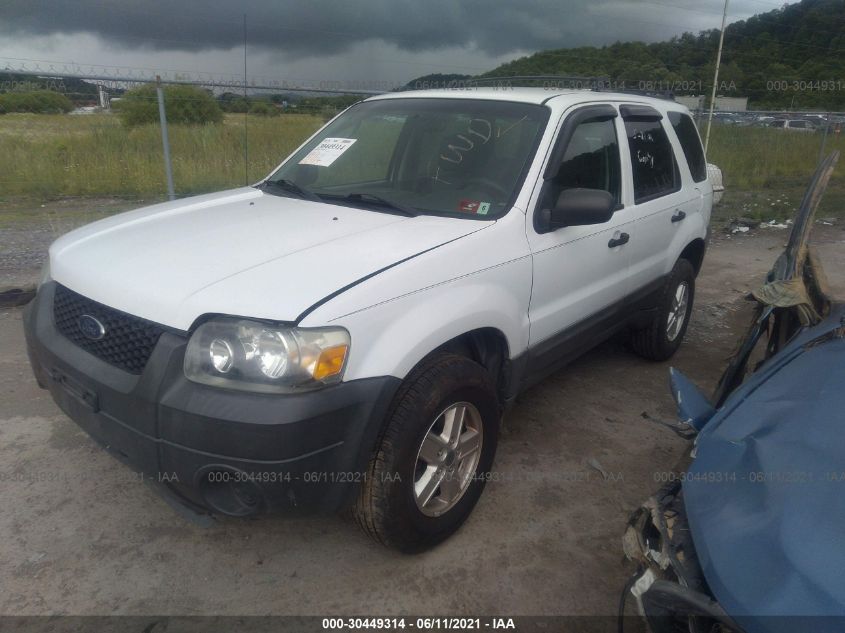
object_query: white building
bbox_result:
[674,95,748,112]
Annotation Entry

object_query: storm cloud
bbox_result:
[1,0,765,59]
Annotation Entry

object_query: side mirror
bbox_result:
[539,188,616,232]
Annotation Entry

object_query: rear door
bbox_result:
[620,105,690,295]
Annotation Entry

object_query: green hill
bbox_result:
[410,0,845,110]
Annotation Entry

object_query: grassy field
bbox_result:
[706,124,845,222]
[0,113,843,222]
[0,112,324,200]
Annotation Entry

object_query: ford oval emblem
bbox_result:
[78,314,106,341]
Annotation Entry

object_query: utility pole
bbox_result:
[704,0,730,156]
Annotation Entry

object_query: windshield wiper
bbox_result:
[258,179,322,202]
[324,192,418,217]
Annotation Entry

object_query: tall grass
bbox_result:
[704,124,845,220]
[0,113,323,199]
[1,113,843,218]
[706,124,844,189]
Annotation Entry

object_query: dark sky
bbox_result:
[0,0,787,86]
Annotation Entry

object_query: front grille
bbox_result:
[53,284,166,374]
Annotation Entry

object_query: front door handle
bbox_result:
[671,210,687,223]
[608,232,630,248]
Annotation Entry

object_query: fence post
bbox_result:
[156,75,176,201]
[818,112,831,163]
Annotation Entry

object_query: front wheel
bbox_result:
[630,258,695,361]
[353,353,500,552]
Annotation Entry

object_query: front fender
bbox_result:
[299,211,533,382]
[308,257,532,382]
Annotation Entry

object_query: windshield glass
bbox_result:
[267,98,549,218]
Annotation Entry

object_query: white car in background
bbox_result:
[768,118,816,133]
[25,88,717,551]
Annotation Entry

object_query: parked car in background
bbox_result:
[707,163,725,205]
[621,151,843,633]
[802,113,829,127]
[24,88,718,552]
[768,118,816,133]
[712,112,742,125]
[729,113,757,127]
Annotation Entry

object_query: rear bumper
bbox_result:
[23,282,400,516]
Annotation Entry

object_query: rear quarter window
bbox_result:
[668,112,707,183]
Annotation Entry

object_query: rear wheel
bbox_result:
[630,258,695,361]
[353,353,499,552]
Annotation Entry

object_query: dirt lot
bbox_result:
[1,210,843,621]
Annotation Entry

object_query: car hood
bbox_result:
[50,187,489,330]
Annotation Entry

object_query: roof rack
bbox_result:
[442,75,677,101]
[401,74,677,101]
[594,87,676,101]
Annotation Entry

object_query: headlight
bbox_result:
[184,319,350,393]
[38,259,51,289]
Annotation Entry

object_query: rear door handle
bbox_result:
[608,232,630,248]
[671,210,687,223]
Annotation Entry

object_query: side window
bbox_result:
[543,117,621,208]
[624,118,680,203]
[668,112,707,183]
[791,120,806,129]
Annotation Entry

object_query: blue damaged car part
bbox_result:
[621,151,843,633]
[668,367,715,431]
[684,307,845,633]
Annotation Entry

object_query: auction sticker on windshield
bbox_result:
[299,138,357,167]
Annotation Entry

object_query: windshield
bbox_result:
[267,98,549,218]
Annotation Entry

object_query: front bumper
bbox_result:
[23,282,400,516]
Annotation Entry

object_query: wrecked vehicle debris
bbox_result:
[622,151,845,633]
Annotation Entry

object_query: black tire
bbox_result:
[630,258,695,361]
[353,353,500,553]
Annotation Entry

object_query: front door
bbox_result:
[526,104,634,375]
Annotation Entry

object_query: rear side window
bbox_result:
[668,112,707,183]
[624,119,679,203]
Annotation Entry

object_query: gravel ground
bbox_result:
[0,198,147,290]
[0,199,843,623]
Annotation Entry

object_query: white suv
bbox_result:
[24,88,716,551]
